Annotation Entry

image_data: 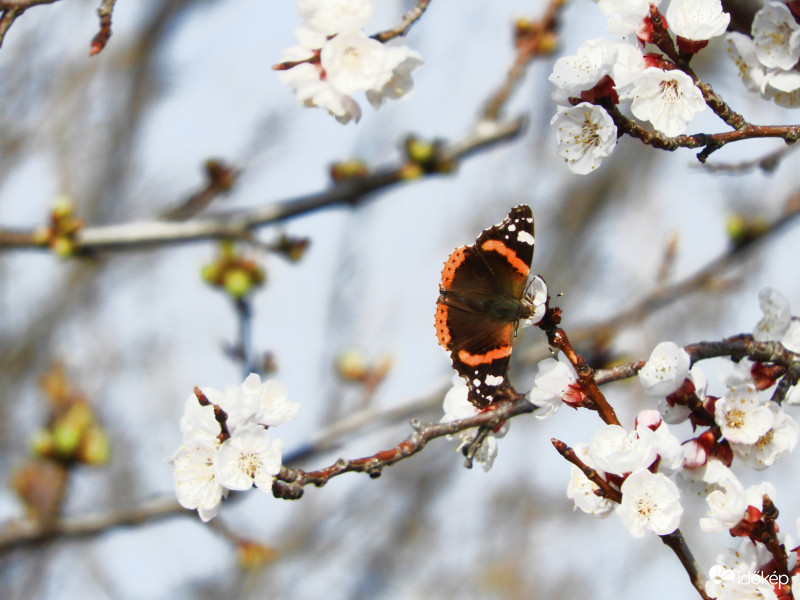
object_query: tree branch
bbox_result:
[0,118,525,253]
[602,101,800,163]
[273,390,535,499]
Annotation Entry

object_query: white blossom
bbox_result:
[365,51,424,108]
[733,403,799,469]
[172,374,297,521]
[180,393,221,446]
[681,439,706,469]
[440,378,507,472]
[786,380,800,406]
[679,458,734,501]
[715,384,774,445]
[636,410,684,473]
[752,287,800,353]
[684,457,736,489]
[589,424,659,475]
[297,0,374,36]
[441,378,478,422]
[782,320,800,353]
[764,68,800,94]
[278,17,421,123]
[310,83,363,124]
[566,444,615,516]
[754,287,792,342]
[630,67,706,136]
[718,358,755,389]
[612,42,647,99]
[549,38,619,97]
[734,37,800,106]
[278,26,363,124]
[241,374,300,428]
[752,1,800,71]
[726,32,770,94]
[283,24,327,59]
[550,103,617,175]
[598,0,660,36]
[171,443,226,522]
[213,383,260,434]
[698,466,747,533]
[282,73,362,125]
[528,353,577,419]
[639,341,691,398]
[549,39,644,104]
[215,424,284,492]
[617,468,683,537]
[666,0,730,41]
[522,276,549,327]
[321,29,404,95]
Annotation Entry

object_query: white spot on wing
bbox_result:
[507,224,516,232]
[517,231,534,245]
[485,375,505,387]
[472,378,482,387]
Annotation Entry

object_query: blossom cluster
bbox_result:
[278,0,423,124]
[552,288,799,598]
[727,1,800,108]
[549,0,731,174]
[171,374,299,521]
[436,282,796,598]
[566,411,685,537]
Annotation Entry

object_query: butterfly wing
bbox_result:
[435,205,535,408]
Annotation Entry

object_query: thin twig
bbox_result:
[159,160,238,221]
[234,297,253,379]
[0,0,61,48]
[543,325,621,426]
[373,0,432,43]
[89,0,116,55]
[760,496,790,578]
[698,143,797,174]
[551,438,621,501]
[661,530,711,600]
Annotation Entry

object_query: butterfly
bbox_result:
[435,205,537,408]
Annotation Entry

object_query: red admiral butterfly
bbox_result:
[435,205,537,409]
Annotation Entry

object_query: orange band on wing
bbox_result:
[435,302,452,347]
[481,239,528,277]
[440,247,466,288]
[457,345,511,366]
